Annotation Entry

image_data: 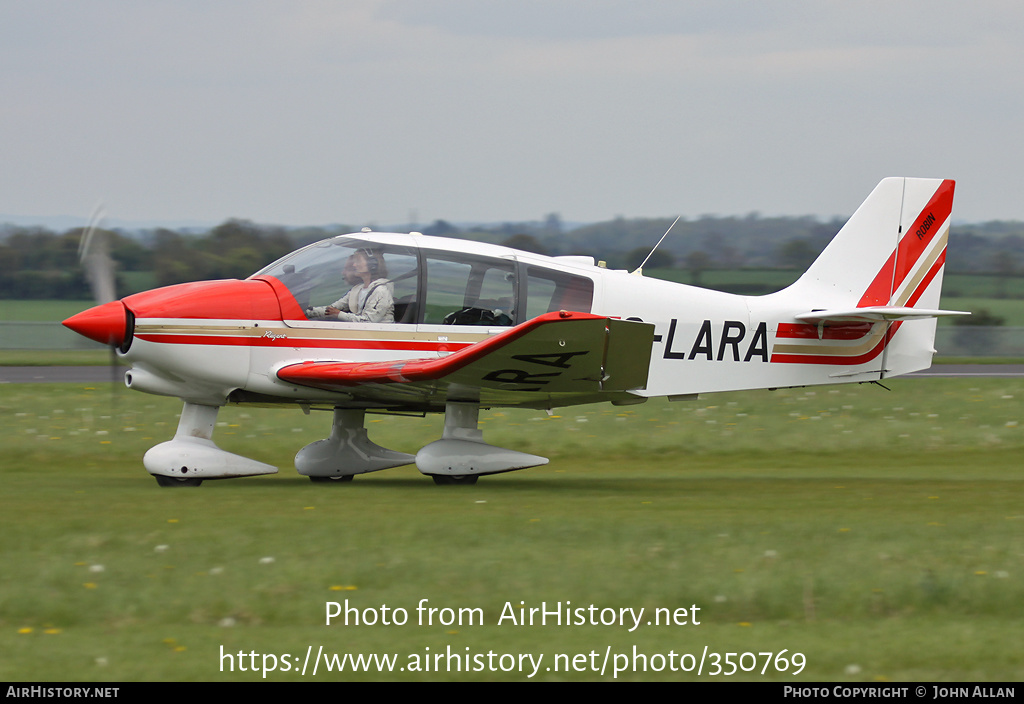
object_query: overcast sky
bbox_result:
[2,1,1023,228]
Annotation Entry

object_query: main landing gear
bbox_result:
[145,401,549,487]
[297,401,548,485]
[295,408,414,482]
[414,402,548,483]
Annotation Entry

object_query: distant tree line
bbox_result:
[2,213,1023,300]
[149,220,295,288]
[0,227,147,299]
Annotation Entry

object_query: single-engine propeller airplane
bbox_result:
[64,177,965,487]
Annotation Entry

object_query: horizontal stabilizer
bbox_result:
[795,307,970,324]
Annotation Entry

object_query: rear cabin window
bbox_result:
[524,266,594,318]
[423,254,516,326]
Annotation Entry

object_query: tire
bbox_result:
[431,474,479,485]
[154,475,203,488]
[309,475,354,483]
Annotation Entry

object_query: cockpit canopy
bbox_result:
[253,234,594,327]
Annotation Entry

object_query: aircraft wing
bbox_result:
[276,311,655,407]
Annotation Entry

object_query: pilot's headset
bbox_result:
[358,248,385,279]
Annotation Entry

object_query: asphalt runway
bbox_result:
[907,365,1024,377]
[1,365,1023,384]
[0,366,127,384]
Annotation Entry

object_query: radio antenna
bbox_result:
[631,215,681,276]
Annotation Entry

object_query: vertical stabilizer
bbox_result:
[777,178,956,376]
[790,178,954,309]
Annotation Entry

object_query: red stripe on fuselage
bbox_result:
[776,322,874,340]
[771,248,947,365]
[769,328,895,366]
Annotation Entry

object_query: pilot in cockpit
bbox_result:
[306,248,395,323]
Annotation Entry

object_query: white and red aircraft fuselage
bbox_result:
[64,177,963,486]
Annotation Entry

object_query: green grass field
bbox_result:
[933,297,1024,326]
[0,300,95,322]
[2,379,1022,681]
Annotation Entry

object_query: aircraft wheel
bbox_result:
[431,474,478,486]
[309,475,354,483]
[154,475,203,488]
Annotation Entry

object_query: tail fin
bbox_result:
[778,177,964,376]
[792,177,954,306]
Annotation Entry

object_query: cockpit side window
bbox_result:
[423,253,516,326]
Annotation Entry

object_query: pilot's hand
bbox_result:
[325,306,340,316]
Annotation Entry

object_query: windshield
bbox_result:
[254,236,420,322]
